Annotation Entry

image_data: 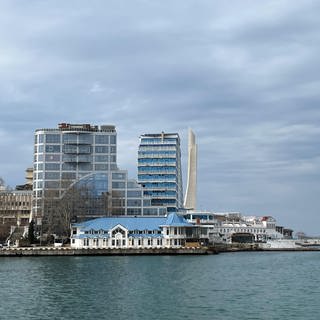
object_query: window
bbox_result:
[95,155,108,162]
[95,146,108,153]
[110,155,116,163]
[45,172,60,179]
[95,135,109,144]
[95,164,108,170]
[127,199,141,207]
[45,154,60,162]
[37,134,44,143]
[78,163,92,171]
[127,190,142,197]
[112,172,126,180]
[45,145,61,153]
[45,134,60,143]
[63,134,77,143]
[37,145,44,153]
[112,181,125,189]
[62,163,77,171]
[110,146,116,153]
[45,181,59,188]
[45,163,60,170]
[63,145,77,153]
[78,134,92,144]
[78,145,91,153]
[110,135,116,144]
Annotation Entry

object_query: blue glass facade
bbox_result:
[138,132,183,213]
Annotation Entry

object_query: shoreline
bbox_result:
[1,244,320,257]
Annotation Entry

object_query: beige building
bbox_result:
[0,190,32,227]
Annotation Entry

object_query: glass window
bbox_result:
[143,208,158,215]
[63,145,77,153]
[95,164,108,170]
[110,164,117,170]
[62,163,77,171]
[110,135,116,144]
[78,134,93,144]
[38,134,44,143]
[110,155,116,163]
[38,163,43,171]
[110,146,116,153]
[112,172,126,180]
[61,172,76,180]
[95,146,108,153]
[45,181,59,188]
[45,134,60,143]
[112,181,125,189]
[78,145,91,153]
[63,134,78,143]
[95,155,108,162]
[112,190,125,197]
[127,190,142,197]
[95,135,109,144]
[45,172,60,179]
[45,154,60,162]
[127,199,141,207]
[78,163,92,171]
[45,163,60,170]
[45,145,61,153]
[127,181,138,188]
[37,145,44,153]
[127,208,142,215]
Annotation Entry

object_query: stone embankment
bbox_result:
[1,244,319,257]
[0,246,209,257]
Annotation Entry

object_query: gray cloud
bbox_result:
[0,0,319,234]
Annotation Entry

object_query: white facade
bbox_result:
[184,211,285,244]
[70,213,195,249]
[184,129,197,210]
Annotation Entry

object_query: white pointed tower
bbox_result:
[184,129,197,210]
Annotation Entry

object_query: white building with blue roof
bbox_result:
[70,213,197,249]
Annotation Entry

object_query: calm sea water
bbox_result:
[0,252,319,320]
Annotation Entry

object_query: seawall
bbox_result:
[0,246,209,256]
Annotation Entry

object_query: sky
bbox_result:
[0,0,319,235]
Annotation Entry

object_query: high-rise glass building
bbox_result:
[138,132,183,212]
[33,123,117,225]
[32,123,166,236]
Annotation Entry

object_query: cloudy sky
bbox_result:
[0,0,319,234]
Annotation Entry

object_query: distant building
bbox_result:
[70,212,196,249]
[184,129,197,210]
[16,167,33,190]
[138,132,183,213]
[0,189,32,242]
[32,123,168,238]
[33,123,118,226]
[183,211,286,244]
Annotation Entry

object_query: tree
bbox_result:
[28,220,35,244]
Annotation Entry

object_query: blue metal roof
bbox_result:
[161,213,193,227]
[73,216,167,232]
[72,213,192,231]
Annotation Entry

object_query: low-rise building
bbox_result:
[0,190,32,242]
[183,211,286,244]
[70,212,197,249]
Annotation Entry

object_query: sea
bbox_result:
[0,252,319,320]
